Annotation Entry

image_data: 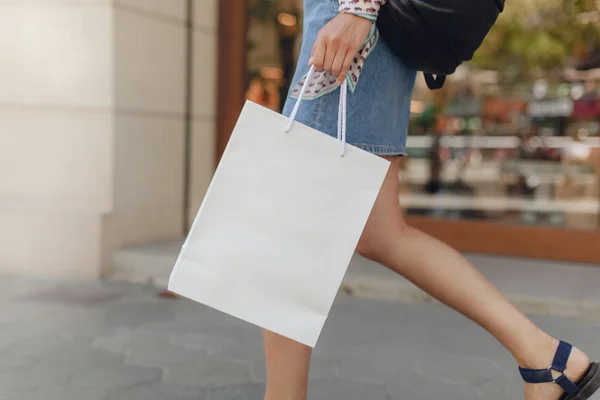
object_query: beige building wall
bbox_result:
[0,0,217,277]
[189,0,217,226]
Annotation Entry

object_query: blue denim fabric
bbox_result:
[282,0,417,156]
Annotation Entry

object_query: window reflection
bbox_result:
[404,73,600,229]
[245,0,600,230]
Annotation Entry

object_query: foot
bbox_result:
[524,339,590,400]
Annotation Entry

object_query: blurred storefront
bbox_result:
[6,1,596,278]
[218,0,600,264]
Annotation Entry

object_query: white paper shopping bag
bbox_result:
[169,69,389,347]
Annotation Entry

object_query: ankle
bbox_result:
[517,333,559,369]
[517,335,590,379]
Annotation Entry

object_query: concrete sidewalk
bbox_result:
[0,275,599,400]
[343,254,600,322]
[112,239,600,321]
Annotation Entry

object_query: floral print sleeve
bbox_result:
[289,23,379,100]
[288,1,386,101]
[338,0,387,21]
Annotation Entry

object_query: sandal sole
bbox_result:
[562,362,600,400]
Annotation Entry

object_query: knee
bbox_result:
[355,239,382,263]
[355,222,414,263]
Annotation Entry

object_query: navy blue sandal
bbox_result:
[520,341,600,400]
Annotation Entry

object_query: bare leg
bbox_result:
[263,156,590,400]
[263,330,311,400]
[356,157,590,400]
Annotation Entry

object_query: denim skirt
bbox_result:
[282,0,417,156]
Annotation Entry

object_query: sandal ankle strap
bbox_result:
[519,341,580,396]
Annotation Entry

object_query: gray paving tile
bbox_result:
[0,362,74,391]
[43,348,123,373]
[109,382,207,400]
[2,334,67,356]
[71,364,162,389]
[5,335,123,374]
[93,329,135,354]
[308,378,392,400]
[1,276,600,400]
[0,330,20,351]
[167,332,225,352]
[103,301,177,328]
[125,338,206,368]
[0,321,58,351]
[135,320,209,339]
[476,379,521,400]
[401,382,486,400]
[0,350,43,373]
[251,356,340,382]
[208,336,266,380]
[163,357,251,387]
[0,387,35,400]
[24,387,110,400]
[208,383,265,400]
[18,283,124,306]
[413,354,508,386]
[335,346,423,384]
[166,307,260,340]
[57,311,122,342]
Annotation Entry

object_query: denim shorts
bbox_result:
[282,0,417,156]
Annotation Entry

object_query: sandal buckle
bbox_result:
[548,365,566,383]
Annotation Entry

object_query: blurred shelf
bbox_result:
[400,159,598,185]
[400,193,599,214]
[406,135,600,149]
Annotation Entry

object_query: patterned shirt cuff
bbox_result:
[338,0,386,21]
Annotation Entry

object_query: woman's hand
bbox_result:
[309,13,372,85]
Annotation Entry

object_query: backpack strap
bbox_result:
[424,73,446,90]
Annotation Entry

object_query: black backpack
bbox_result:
[376,0,505,89]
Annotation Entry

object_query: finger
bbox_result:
[322,37,337,74]
[311,38,326,72]
[331,47,347,78]
[336,49,355,85]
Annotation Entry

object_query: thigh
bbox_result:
[357,156,409,254]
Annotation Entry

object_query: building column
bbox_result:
[0,0,217,277]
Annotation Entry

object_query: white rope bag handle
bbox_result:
[285,66,348,157]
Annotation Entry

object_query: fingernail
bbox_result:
[308,57,313,66]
